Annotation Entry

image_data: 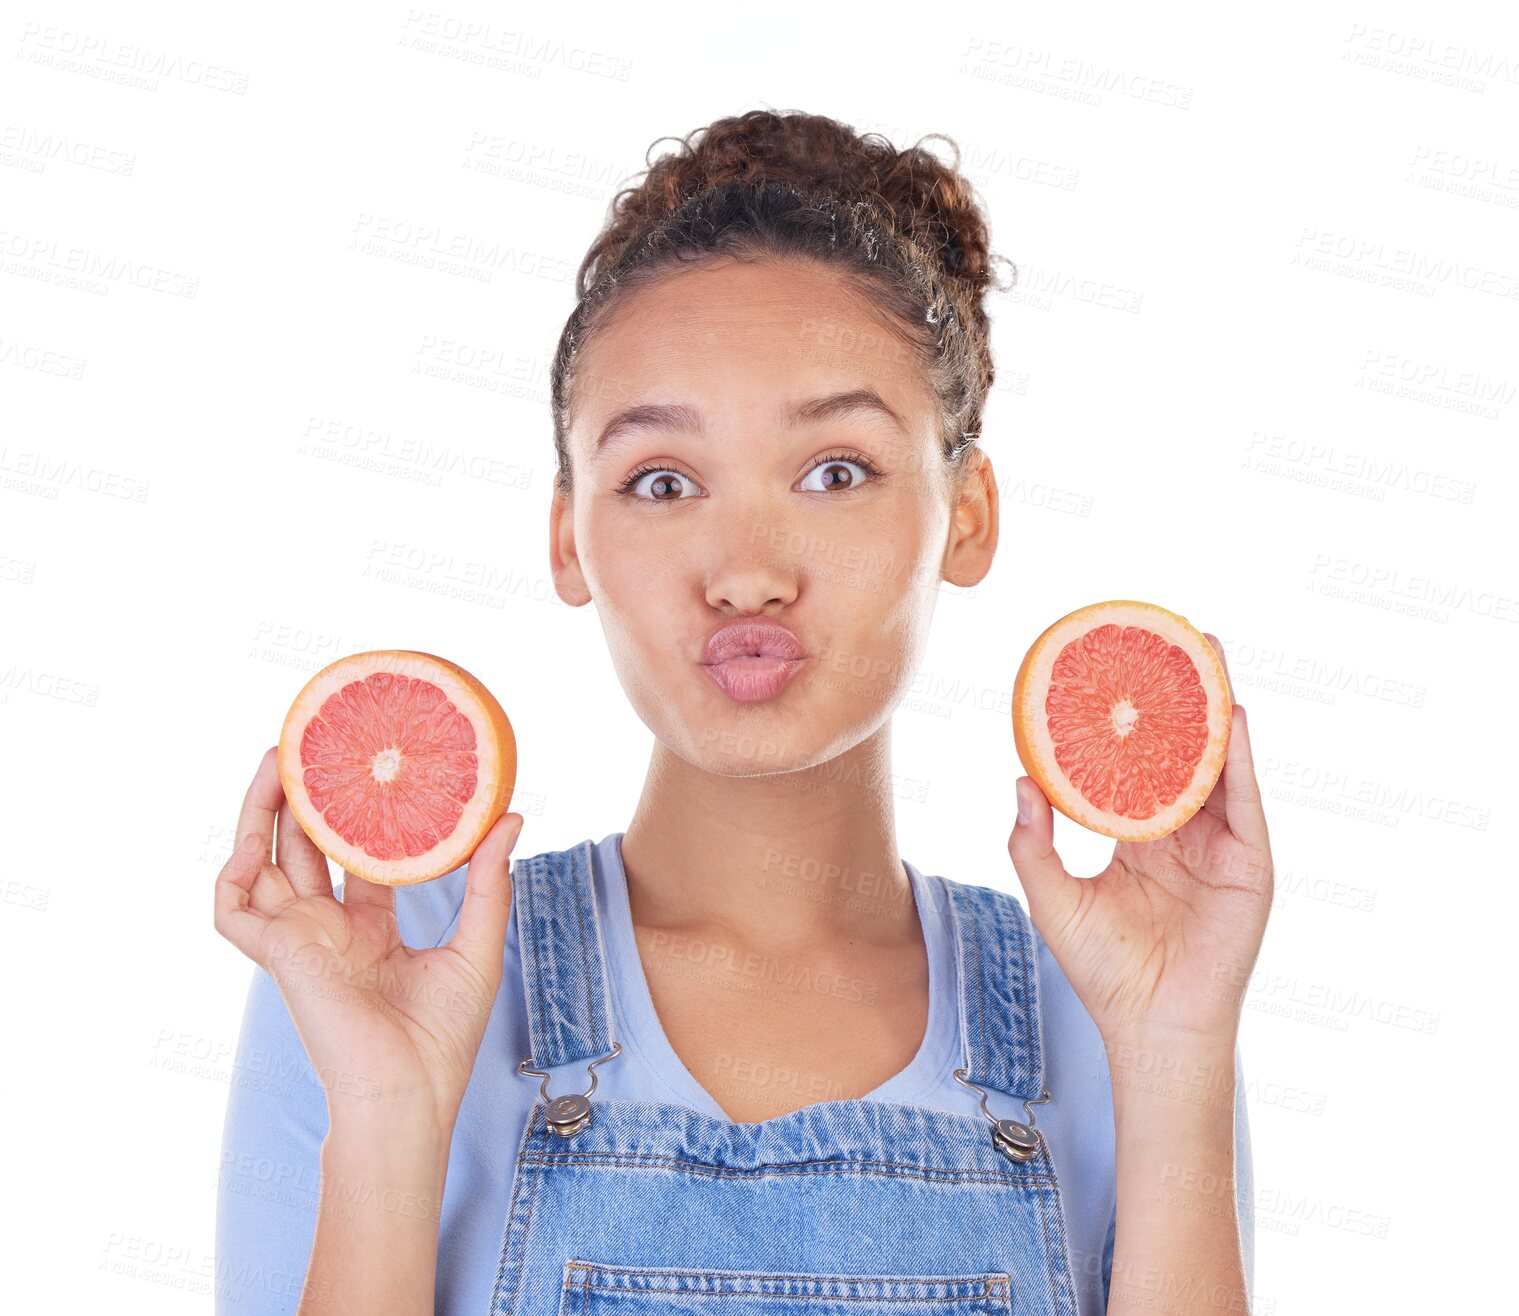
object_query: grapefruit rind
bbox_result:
[1012,600,1231,843]
[277,649,516,887]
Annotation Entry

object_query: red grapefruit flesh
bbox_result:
[277,650,516,886]
[1012,601,1231,842]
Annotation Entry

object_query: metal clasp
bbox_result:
[517,1041,623,1138]
[953,1067,1050,1164]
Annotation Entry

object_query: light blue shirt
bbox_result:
[216,832,1254,1312]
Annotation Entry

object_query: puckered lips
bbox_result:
[699,620,807,703]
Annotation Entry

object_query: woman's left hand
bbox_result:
[1007,633,1272,1049]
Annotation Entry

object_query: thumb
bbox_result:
[1008,778,1082,940]
[450,811,523,978]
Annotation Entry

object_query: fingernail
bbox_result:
[1016,780,1032,826]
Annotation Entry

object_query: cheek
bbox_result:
[576,510,667,606]
[597,594,670,681]
[806,591,930,716]
[580,538,693,693]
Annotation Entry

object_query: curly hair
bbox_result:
[549,108,1016,497]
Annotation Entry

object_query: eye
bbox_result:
[798,450,884,494]
[616,464,702,501]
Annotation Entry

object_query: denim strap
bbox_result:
[942,877,1047,1101]
[513,840,618,1070]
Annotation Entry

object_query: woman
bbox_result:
[216,109,1270,1315]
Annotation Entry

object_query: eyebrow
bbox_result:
[593,388,906,455]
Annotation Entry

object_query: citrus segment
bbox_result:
[1013,601,1230,842]
[277,650,516,886]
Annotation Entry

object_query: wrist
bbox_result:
[319,1118,454,1228]
[324,1103,457,1172]
[1102,1028,1238,1119]
[1101,1018,1238,1058]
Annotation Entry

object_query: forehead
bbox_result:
[568,257,935,439]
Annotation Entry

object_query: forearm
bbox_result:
[296,1111,454,1316]
[1104,1031,1249,1316]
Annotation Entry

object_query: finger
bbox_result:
[214,831,273,963]
[235,746,284,869]
[277,795,333,899]
[341,868,397,924]
[449,812,524,979]
[1221,703,1269,850]
[1008,778,1084,939]
[235,745,296,913]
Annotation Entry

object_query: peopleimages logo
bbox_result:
[1292,227,1519,300]
[15,23,251,93]
[1213,962,1441,1036]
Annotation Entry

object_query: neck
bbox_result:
[618,726,918,955]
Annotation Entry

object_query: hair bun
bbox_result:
[607,110,997,294]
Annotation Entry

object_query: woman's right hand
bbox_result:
[214,745,523,1133]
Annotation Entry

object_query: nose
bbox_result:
[704,536,799,615]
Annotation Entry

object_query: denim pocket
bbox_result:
[559,1261,1013,1314]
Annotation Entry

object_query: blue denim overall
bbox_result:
[488,841,1080,1315]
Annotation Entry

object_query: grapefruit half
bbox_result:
[1012,601,1231,842]
[277,650,516,886]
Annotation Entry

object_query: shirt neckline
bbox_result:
[594,831,956,1125]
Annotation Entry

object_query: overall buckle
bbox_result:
[517,1042,623,1138]
[952,1067,1051,1164]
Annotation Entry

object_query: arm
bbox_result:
[1008,643,1270,1316]
[1104,1030,1249,1315]
[216,969,457,1316]
[298,1111,455,1316]
[1098,1049,1254,1310]
[213,747,521,1316]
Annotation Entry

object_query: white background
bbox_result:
[2,1,1514,1310]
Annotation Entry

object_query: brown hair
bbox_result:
[549,108,1016,497]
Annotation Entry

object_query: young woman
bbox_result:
[216,109,1271,1316]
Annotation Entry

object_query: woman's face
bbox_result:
[550,255,998,776]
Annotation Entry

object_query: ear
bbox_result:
[549,486,593,606]
[941,445,999,589]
